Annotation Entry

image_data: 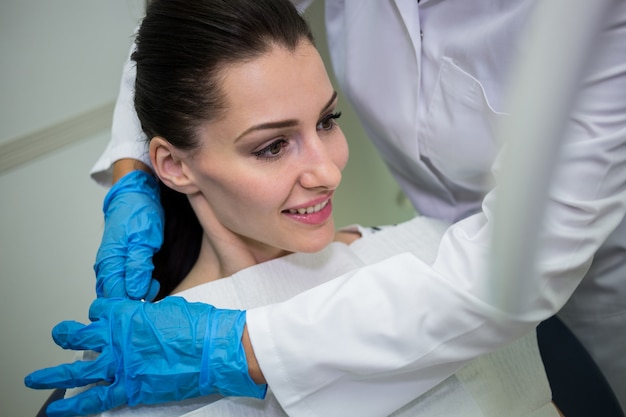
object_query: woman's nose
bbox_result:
[298,137,343,191]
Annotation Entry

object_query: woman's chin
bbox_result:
[292,234,336,254]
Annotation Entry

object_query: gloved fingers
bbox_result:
[94,248,129,299]
[52,320,109,351]
[144,279,161,302]
[124,242,160,300]
[87,297,134,322]
[24,353,113,390]
[96,170,163,301]
[44,380,126,417]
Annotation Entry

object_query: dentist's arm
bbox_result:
[242,325,267,384]
[91,41,164,301]
[112,158,150,183]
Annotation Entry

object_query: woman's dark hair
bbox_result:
[133,0,315,298]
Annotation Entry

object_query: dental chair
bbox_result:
[537,315,625,417]
[36,388,65,417]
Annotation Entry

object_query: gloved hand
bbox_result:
[25,297,267,417]
[95,170,164,301]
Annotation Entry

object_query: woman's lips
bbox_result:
[285,199,329,215]
[283,198,333,225]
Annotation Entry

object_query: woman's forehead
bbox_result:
[220,42,333,113]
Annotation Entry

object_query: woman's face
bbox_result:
[180,41,348,261]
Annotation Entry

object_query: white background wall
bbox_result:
[1,2,146,415]
[0,1,414,416]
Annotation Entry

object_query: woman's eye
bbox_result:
[317,112,342,131]
[254,139,288,160]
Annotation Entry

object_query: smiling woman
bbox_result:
[149,41,349,294]
[131,0,349,297]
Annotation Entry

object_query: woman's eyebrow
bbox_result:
[234,91,338,143]
[319,90,339,116]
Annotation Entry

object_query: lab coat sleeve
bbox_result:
[246,5,626,417]
[90,42,151,187]
[248,252,537,417]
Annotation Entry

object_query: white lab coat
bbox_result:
[91,0,626,416]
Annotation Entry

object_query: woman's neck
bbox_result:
[170,229,361,295]
[171,230,291,294]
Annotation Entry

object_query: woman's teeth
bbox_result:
[288,200,328,215]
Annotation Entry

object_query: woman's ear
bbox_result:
[149,137,199,194]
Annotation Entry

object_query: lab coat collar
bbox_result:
[393,0,423,49]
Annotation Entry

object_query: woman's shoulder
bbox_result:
[333,224,396,245]
[333,227,361,245]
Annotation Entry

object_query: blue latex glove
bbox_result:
[95,170,163,301]
[25,297,267,417]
